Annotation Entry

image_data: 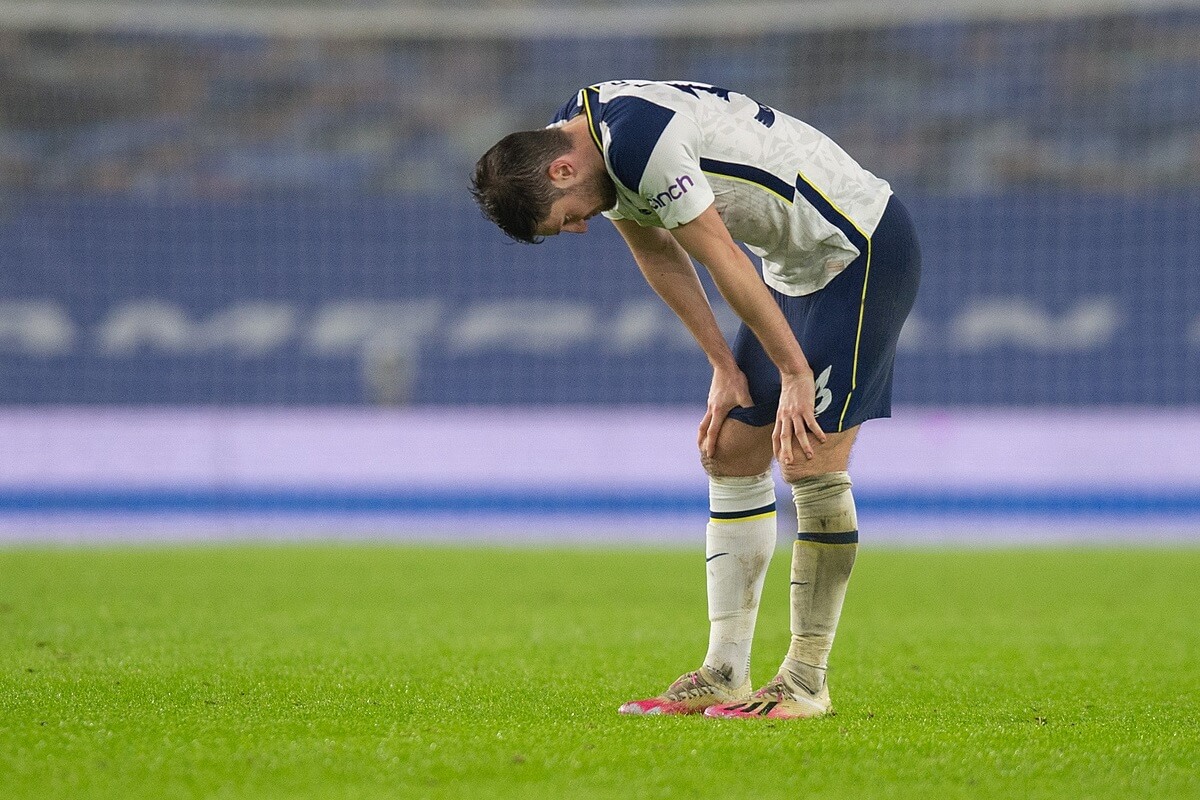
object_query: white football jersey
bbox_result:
[550,80,893,296]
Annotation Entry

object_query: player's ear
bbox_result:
[546,156,576,187]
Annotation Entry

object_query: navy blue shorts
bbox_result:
[727,194,921,432]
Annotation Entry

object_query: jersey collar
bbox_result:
[581,86,604,154]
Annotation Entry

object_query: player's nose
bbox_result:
[562,220,588,234]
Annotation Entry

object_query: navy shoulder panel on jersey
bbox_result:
[600,96,677,192]
[550,91,581,125]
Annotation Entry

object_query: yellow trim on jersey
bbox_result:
[794,171,871,241]
[709,511,777,525]
[581,86,604,152]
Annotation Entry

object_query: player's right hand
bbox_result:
[698,365,753,459]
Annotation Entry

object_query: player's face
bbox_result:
[540,193,602,236]
[537,168,617,237]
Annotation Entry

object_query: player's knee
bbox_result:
[701,421,773,478]
[778,428,857,484]
[700,450,756,478]
[700,446,771,479]
[780,460,824,483]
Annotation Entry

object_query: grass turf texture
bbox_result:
[1,544,1198,799]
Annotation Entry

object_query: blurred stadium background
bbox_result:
[1,0,1198,542]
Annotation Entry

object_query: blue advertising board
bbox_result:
[0,190,1196,406]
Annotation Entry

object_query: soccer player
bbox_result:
[471,80,920,720]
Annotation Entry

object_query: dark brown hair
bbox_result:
[471,128,571,244]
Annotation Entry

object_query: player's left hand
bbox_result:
[773,370,826,464]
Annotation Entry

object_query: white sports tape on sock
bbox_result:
[790,471,857,541]
[709,471,776,521]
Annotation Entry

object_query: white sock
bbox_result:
[781,471,858,695]
[703,471,777,688]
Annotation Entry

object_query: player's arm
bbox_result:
[669,204,826,464]
[611,217,752,459]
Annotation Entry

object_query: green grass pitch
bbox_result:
[2,542,1198,799]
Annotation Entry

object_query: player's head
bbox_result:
[472,127,616,243]
[472,128,572,244]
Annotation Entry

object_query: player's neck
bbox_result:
[564,115,603,163]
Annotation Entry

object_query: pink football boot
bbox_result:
[704,672,831,719]
[619,666,751,716]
